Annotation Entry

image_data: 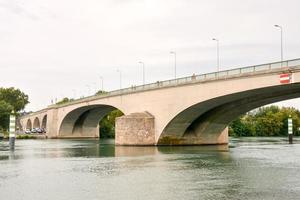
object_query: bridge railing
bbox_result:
[49,58,300,108]
[119,58,300,93]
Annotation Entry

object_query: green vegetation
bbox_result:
[0,87,29,132]
[56,90,108,105]
[1,134,38,140]
[0,87,29,112]
[0,101,13,132]
[56,97,74,105]
[1,130,9,138]
[229,106,300,137]
[99,110,123,138]
[95,90,108,95]
[16,134,37,139]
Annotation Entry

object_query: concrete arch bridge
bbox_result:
[19,58,300,145]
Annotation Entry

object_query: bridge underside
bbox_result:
[157,83,300,145]
[58,105,118,138]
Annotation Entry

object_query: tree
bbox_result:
[255,112,282,136]
[0,100,13,131]
[0,88,29,131]
[95,90,108,95]
[56,97,74,105]
[229,105,300,137]
[0,87,29,112]
[229,114,256,137]
[99,110,123,138]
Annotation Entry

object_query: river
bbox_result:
[0,137,300,200]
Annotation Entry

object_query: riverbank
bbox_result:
[0,134,47,140]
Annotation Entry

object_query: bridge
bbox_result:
[19,58,300,145]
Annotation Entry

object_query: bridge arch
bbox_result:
[58,104,124,138]
[26,119,32,130]
[33,117,40,128]
[41,115,47,129]
[159,83,300,145]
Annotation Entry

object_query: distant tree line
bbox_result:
[0,87,29,132]
[229,106,300,137]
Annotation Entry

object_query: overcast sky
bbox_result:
[0,0,300,111]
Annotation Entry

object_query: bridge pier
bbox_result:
[115,112,155,145]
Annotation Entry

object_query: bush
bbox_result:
[229,106,300,137]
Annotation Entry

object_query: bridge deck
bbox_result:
[22,58,300,117]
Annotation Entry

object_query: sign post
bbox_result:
[9,113,16,150]
[288,116,293,144]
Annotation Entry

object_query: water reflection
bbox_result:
[0,137,298,161]
[0,139,233,160]
[157,144,229,153]
[115,146,159,157]
[1,138,300,200]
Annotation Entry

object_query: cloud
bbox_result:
[0,0,300,111]
[0,0,39,20]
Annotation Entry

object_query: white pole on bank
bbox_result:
[288,116,293,144]
[9,112,16,150]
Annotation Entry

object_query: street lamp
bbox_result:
[170,51,177,79]
[117,69,122,90]
[139,61,145,85]
[92,82,97,94]
[99,76,104,92]
[85,84,90,96]
[274,24,283,62]
[72,89,76,99]
[212,38,220,72]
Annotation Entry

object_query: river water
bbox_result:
[0,137,300,200]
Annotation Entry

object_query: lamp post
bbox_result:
[85,85,90,96]
[72,89,76,99]
[170,51,177,79]
[139,61,145,85]
[117,69,122,90]
[274,24,283,62]
[212,38,220,72]
[99,76,104,92]
[92,82,97,94]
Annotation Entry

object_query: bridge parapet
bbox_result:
[45,58,300,109]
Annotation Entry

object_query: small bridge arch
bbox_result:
[26,119,32,130]
[41,115,47,129]
[58,104,124,138]
[33,117,40,128]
